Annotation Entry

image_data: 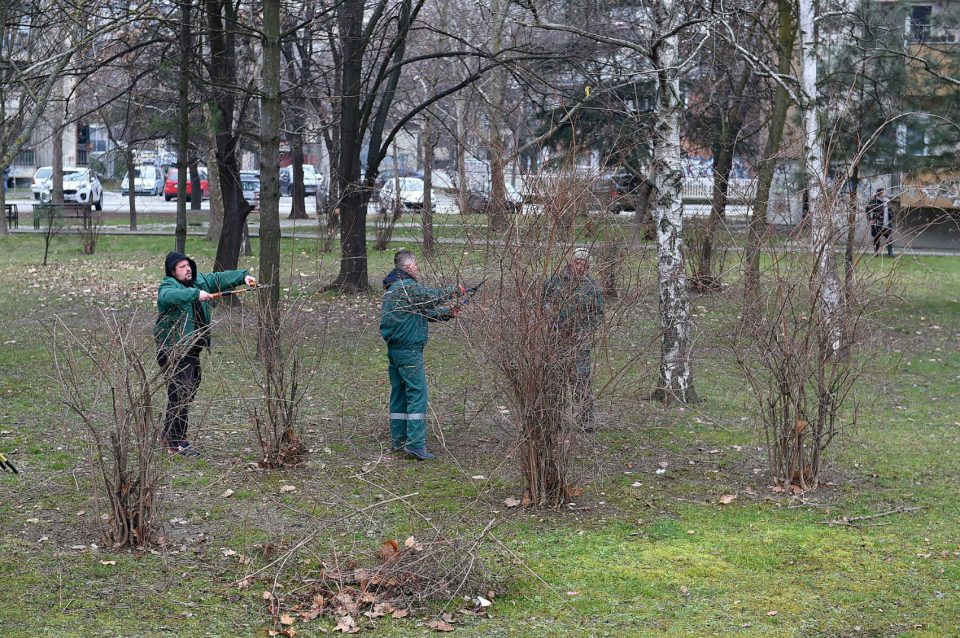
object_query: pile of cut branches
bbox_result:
[266,530,497,634]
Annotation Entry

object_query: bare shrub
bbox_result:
[732,194,887,490]
[237,296,314,468]
[78,211,103,255]
[52,311,165,547]
[463,179,650,507]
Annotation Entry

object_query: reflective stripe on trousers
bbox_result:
[387,348,428,449]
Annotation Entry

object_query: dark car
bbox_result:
[163,167,209,201]
[461,183,523,215]
[592,170,647,213]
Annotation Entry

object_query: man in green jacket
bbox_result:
[380,249,462,460]
[543,247,604,431]
[153,251,255,456]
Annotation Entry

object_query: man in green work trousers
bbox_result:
[380,249,463,460]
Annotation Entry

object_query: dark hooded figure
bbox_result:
[152,251,254,456]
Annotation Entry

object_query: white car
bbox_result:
[39,168,103,210]
[31,166,52,200]
[378,177,431,213]
[280,164,320,196]
[121,165,163,196]
[240,170,260,211]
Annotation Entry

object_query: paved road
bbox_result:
[5,189,465,216]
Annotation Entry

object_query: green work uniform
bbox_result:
[380,269,458,450]
[153,260,249,355]
[543,266,604,426]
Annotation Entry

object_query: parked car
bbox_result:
[378,176,431,214]
[461,182,523,215]
[32,166,52,200]
[38,168,103,210]
[591,170,648,213]
[163,167,209,201]
[240,170,260,211]
[121,165,164,196]
[280,164,320,196]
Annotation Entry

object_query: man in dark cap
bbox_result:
[153,252,255,456]
[543,247,604,431]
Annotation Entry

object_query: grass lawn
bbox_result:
[0,232,957,637]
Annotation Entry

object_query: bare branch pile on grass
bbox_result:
[270,526,497,634]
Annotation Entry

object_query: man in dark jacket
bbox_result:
[867,188,895,257]
[543,247,604,431]
[380,249,462,460]
[153,251,255,455]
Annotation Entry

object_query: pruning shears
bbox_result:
[458,279,484,305]
[0,452,18,474]
[208,284,274,300]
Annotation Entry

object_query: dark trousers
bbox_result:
[871,224,892,255]
[159,353,202,446]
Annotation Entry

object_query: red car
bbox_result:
[163,167,210,201]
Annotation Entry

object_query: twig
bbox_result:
[822,506,924,527]
[237,492,419,586]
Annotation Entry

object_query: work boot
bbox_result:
[403,446,435,461]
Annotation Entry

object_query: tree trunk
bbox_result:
[207,0,250,271]
[189,160,202,210]
[0,142,6,236]
[744,0,796,317]
[125,150,138,232]
[331,0,369,292]
[289,137,308,219]
[694,66,750,291]
[205,148,224,242]
[52,122,64,206]
[799,0,842,355]
[486,0,509,233]
[651,0,697,404]
[422,114,435,257]
[694,128,734,291]
[259,0,282,315]
[175,0,191,253]
[455,95,469,214]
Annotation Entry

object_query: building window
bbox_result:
[910,5,932,43]
[15,148,35,166]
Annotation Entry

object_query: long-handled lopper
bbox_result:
[208,284,274,300]
[0,452,18,474]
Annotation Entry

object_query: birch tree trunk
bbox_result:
[799,0,842,354]
[651,0,698,404]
